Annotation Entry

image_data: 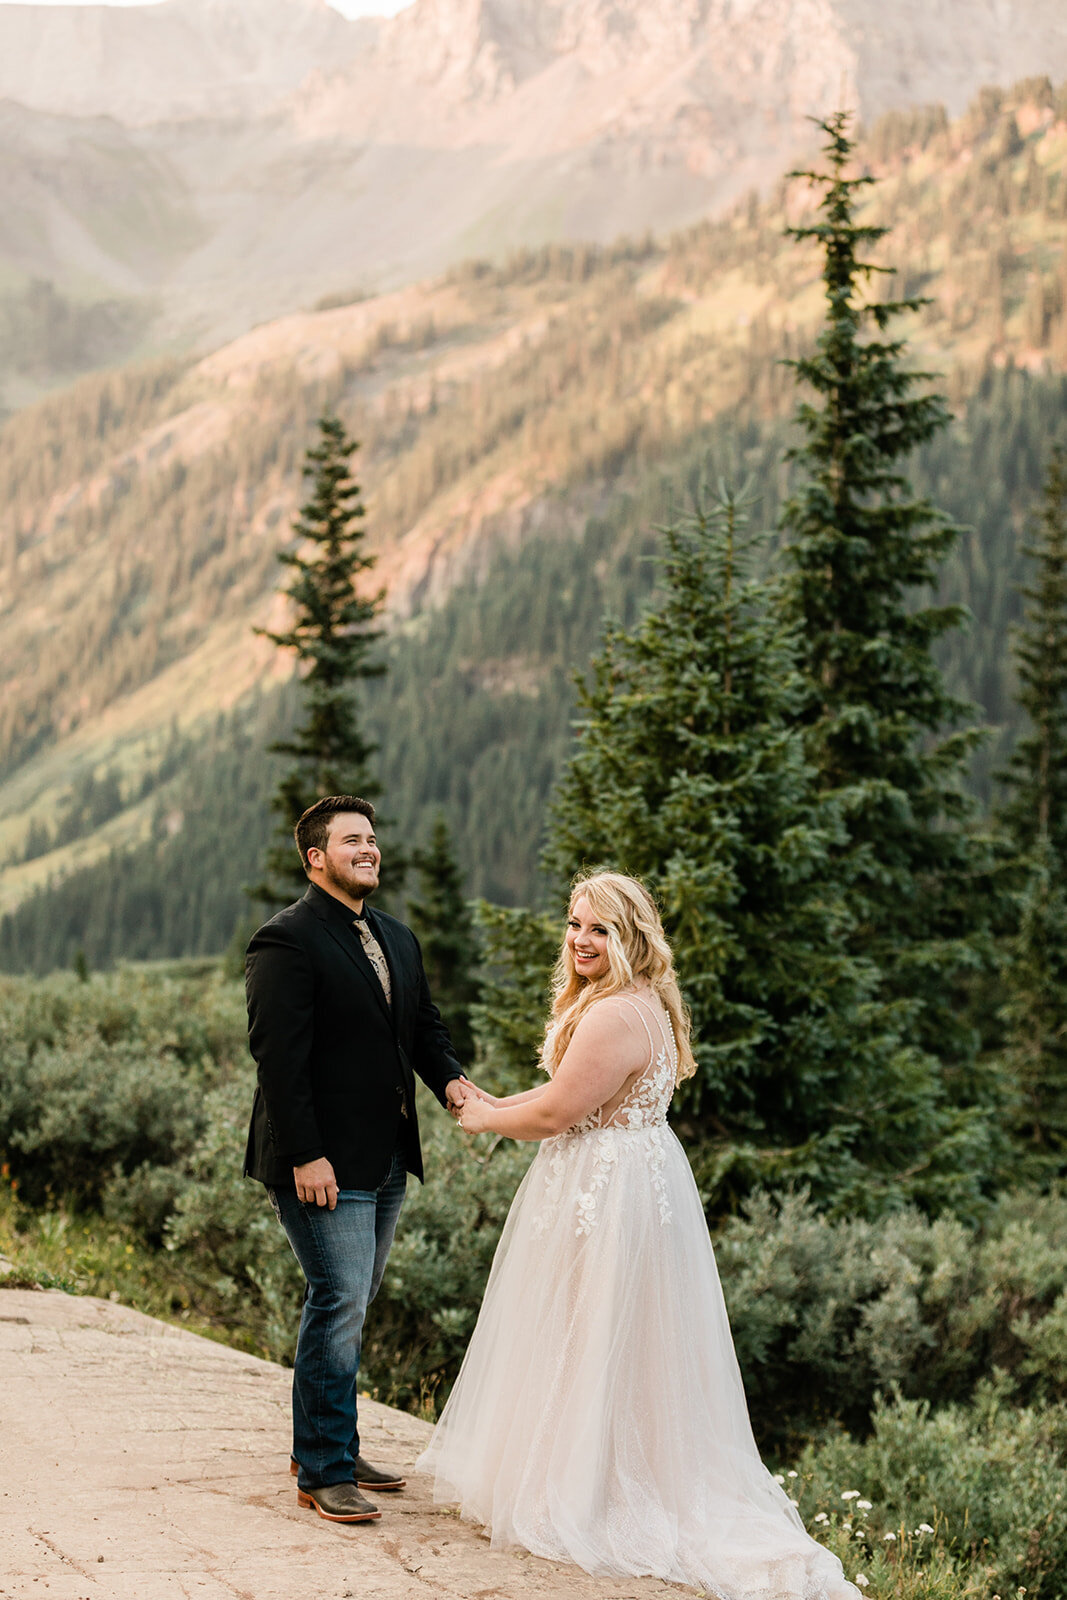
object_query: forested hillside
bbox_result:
[2,79,1067,970]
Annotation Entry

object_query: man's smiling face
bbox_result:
[308,811,381,907]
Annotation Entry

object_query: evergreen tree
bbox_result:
[407,815,481,1062]
[1000,449,1067,859]
[997,838,1067,1173]
[779,112,992,1069]
[998,448,1067,1170]
[546,481,996,1216]
[468,904,560,1097]
[250,414,384,907]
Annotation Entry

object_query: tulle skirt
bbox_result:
[417,1123,859,1600]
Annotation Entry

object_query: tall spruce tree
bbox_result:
[408,815,481,1063]
[251,414,384,907]
[547,482,994,1215]
[1000,448,1067,860]
[779,112,992,1069]
[998,448,1067,1170]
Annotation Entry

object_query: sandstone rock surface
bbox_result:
[0,1286,691,1600]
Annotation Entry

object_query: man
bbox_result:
[244,794,473,1524]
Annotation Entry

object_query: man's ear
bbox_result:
[306,846,324,872]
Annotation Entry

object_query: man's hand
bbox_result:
[445,1077,496,1117]
[293,1157,338,1209]
[444,1078,470,1112]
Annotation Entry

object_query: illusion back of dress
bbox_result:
[566,989,677,1133]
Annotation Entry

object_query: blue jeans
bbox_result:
[269,1150,407,1488]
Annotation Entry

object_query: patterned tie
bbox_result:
[354,915,392,1007]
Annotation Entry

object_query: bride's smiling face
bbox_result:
[566,895,610,980]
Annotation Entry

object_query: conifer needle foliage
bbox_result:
[547,481,998,1215]
[779,111,994,1072]
[998,447,1067,1170]
[250,413,384,907]
[408,815,481,1063]
[1000,448,1067,861]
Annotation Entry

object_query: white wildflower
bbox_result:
[841,1490,861,1501]
[814,1512,829,1525]
[856,1577,869,1589]
[883,1532,897,1542]
[787,1470,799,1479]
[774,1474,785,1484]
[918,1522,934,1535]
[857,1499,872,1510]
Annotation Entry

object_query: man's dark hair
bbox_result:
[294,795,377,872]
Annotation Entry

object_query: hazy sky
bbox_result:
[0,0,411,15]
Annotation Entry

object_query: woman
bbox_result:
[417,872,859,1599]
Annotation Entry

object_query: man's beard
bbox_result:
[325,858,378,899]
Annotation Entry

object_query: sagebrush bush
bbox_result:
[162,1073,302,1358]
[0,967,246,1067]
[0,969,244,1205]
[4,962,1067,1528]
[0,1029,205,1205]
[718,1187,1067,1447]
[792,1382,1067,1598]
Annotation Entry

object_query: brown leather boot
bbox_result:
[296,1482,381,1522]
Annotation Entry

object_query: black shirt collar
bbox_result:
[308,882,368,926]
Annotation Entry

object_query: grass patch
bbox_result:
[0,1163,246,1350]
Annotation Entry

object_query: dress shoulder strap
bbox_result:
[613,994,656,1068]
[624,991,678,1076]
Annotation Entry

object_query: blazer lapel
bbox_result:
[305,888,393,1026]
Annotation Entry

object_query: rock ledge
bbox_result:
[0,1287,687,1599]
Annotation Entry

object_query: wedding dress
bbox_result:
[417,991,860,1600]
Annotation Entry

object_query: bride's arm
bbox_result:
[457,1005,640,1140]
[463,1082,549,1108]
[491,1083,550,1106]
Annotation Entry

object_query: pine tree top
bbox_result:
[249,411,386,909]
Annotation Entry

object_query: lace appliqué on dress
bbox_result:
[532,995,677,1237]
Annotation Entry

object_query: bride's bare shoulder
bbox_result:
[572,989,656,1045]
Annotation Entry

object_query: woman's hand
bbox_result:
[457,1095,496,1135]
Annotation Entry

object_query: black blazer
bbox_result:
[243,884,463,1190]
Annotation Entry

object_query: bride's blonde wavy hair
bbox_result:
[540,871,696,1086]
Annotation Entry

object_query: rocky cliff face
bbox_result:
[0,0,362,123]
[1,0,1066,363]
[2,0,1065,136]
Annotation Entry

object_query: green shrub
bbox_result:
[163,1074,302,1360]
[718,1188,1067,1448]
[0,969,245,1205]
[0,1029,204,1205]
[792,1382,1067,1598]
[0,968,246,1068]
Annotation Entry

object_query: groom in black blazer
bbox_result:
[244,794,471,1524]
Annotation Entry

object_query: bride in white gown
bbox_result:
[417,872,859,1600]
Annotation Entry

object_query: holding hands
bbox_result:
[456,1094,495,1134]
[446,1075,497,1135]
